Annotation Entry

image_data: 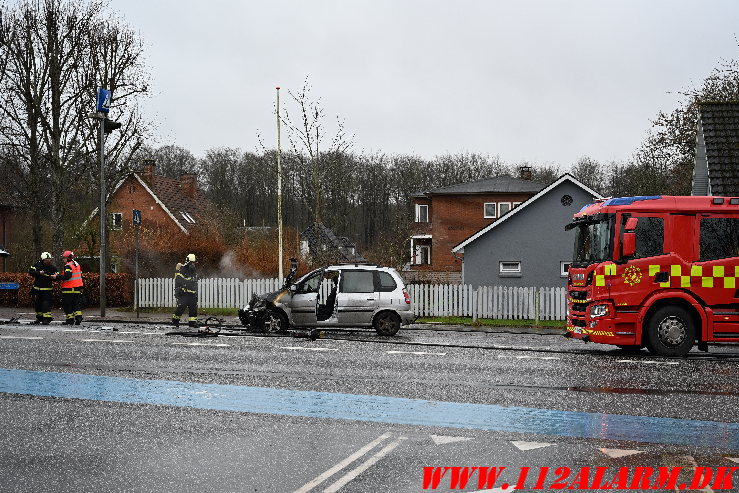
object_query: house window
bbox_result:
[415,204,429,223]
[414,245,431,265]
[484,203,497,218]
[499,261,521,274]
[560,261,571,277]
[513,202,522,208]
[110,212,122,231]
[498,202,512,217]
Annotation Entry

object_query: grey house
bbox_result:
[452,174,602,287]
[692,102,739,196]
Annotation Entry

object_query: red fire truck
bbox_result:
[566,195,739,356]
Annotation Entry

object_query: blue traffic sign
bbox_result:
[96,88,111,113]
[132,209,141,225]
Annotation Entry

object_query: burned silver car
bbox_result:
[239,262,414,336]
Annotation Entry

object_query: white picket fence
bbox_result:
[406,284,566,321]
[136,278,567,320]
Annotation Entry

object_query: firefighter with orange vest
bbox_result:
[58,250,83,325]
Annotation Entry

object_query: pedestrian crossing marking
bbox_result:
[511,440,553,451]
[599,448,643,458]
[430,434,472,445]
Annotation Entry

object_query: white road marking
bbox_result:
[386,350,446,356]
[281,346,338,352]
[0,335,42,340]
[293,433,392,493]
[599,448,643,458]
[172,342,230,347]
[322,436,407,493]
[510,440,553,451]
[118,331,141,334]
[61,329,85,332]
[80,339,133,343]
[430,434,472,445]
[617,359,678,365]
[497,355,560,360]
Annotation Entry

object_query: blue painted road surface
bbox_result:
[1,368,737,449]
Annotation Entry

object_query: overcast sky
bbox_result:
[114,0,739,167]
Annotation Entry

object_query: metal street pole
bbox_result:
[276,86,283,284]
[135,220,139,318]
[98,112,106,317]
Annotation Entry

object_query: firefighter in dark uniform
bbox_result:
[58,250,84,325]
[28,252,57,324]
[172,253,199,328]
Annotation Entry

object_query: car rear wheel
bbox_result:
[645,306,695,357]
[262,310,288,333]
[373,311,401,336]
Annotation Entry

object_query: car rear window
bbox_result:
[341,271,375,293]
[376,272,397,292]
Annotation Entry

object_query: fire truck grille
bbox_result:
[569,290,588,299]
[571,303,588,313]
[570,318,586,327]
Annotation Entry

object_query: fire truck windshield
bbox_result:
[571,214,614,267]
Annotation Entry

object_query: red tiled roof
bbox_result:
[149,175,205,228]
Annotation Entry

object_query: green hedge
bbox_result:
[0,273,133,307]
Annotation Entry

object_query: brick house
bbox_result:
[407,168,544,282]
[82,161,208,273]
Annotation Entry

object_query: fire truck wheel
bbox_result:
[645,306,695,357]
[262,310,288,333]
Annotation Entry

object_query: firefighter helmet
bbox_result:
[62,250,74,259]
[40,252,52,260]
[186,253,196,263]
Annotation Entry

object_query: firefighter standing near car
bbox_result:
[58,250,84,325]
[28,252,57,324]
[172,254,199,328]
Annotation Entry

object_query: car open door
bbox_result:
[336,269,376,326]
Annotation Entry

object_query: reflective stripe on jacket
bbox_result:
[60,260,83,288]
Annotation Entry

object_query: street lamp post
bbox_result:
[276,87,283,284]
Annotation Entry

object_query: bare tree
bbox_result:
[0,0,149,256]
[281,77,353,225]
[643,56,739,194]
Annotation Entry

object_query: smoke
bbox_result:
[215,250,263,279]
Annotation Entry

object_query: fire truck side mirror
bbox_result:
[622,232,636,258]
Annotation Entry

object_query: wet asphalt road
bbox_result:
[0,321,738,492]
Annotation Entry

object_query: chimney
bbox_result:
[180,173,197,199]
[142,159,155,185]
[518,165,532,181]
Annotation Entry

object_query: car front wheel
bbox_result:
[262,310,288,333]
[373,311,401,336]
